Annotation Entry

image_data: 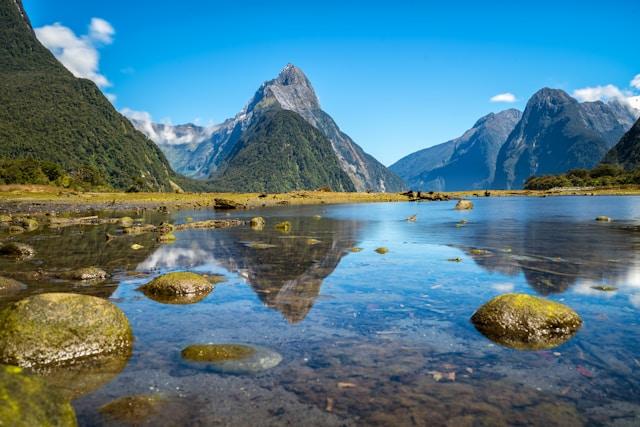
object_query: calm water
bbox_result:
[2,197,640,426]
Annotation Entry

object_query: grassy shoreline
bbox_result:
[1,184,640,215]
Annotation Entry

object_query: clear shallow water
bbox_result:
[2,197,640,426]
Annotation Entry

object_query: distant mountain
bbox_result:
[0,0,175,191]
[493,88,636,189]
[390,109,522,191]
[132,64,405,192]
[603,117,640,170]
[208,109,355,192]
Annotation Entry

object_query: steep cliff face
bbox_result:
[391,109,522,191]
[133,64,405,192]
[493,88,634,189]
[0,0,175,191]
[603,117,640,170]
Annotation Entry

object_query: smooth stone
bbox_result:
[245,242,277,250]
[0,365,77,426]
[455,200,474,210]
[0,276,26,294]
[350,247,363,253]
[595,216,611,222]
[138,272,214,301]
[61,267,109,281]
[8,225,25,234]
[250,217,266,230]
[158,232,176,242]
[306,238,322,245]
[99,394,166,424]
[275,221,292,232]
[0,214,12,222]
[12,217,39,231]
[591,285,618,292]
[471,293,582,350]
[375,247,389,254]
[0,293,132,367]
[119,217,134,227]
[181,343,282,374]
[0,242,35,258]
[131,243,144,250]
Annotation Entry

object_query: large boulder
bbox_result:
[0,293,132,367]
[0,365,77,426]
[138,272,218,304]
[214,198,246,210]
[471,293,582,350]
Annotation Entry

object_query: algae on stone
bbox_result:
[0,293,133,367]
[139,272,214,302]
[250,217,266,230]
[375,247,389,254]
[0,365,77,427]
[471,293,582,350]
[275,221,292,232]
[181,343,282,374]
[99,394,166,424]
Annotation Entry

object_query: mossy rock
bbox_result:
[12,217,39,231]
[0,365,77,427]
[158,232,176,242]
[375,247,389,254]
[157,222,175,233]
[455,200,474,210]
[591,285,617,292]
[0,293,133,367]
[122,224,156,234]
[181,343,282,374]
[0,242,35,258]
[250,217,266,230]
[99,394,166,425]
[119,217,134,227]
[138,272,213,304]
[595,216,612,222]
[8,225,25,234]
[470,249,491,256]
[131,243,144,250]
[0,276,26,295]
[60,267,109,281]
[274,221,292,232]
[0,214,12,223]
[350,247,363,253]
[471,293,582,350]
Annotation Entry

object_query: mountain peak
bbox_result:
[528,88,575,108]
[274,63,313,88]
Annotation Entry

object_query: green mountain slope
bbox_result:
[603,117,640,170]
[210,109,356,193]
[0,0,175,191]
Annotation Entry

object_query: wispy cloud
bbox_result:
[121,108,216,145]
[35,18,114,91]
[490,92,517,103]
[572,75,640,115]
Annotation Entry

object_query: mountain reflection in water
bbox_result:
[137,216,360,322]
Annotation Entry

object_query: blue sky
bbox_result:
[24,0,640,165]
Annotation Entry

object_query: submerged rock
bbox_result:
[0,276,26,294]
[245,241,277,250]
[119,217,134,227]
[306,238,322,245]
[595,216,612,222]
[591,285,618,292]
[455,200,474,210]
[0,365,77,427]
[181,343,282,374]
[99,394,166,424]
[375,247,389,254]
[158,232,177,242]
[138,272,214,304]
[12,217,39,231]
[471,293,582,350]
[214,198,246,210]
[0,293,132,367]
[60,267,109,281]
[275,221,292,232]
[0,242,35,258]
[8,225,25,234]
[250,216,266,230]
[131,243,144,250]
[350,247,363,253]
[0,214,12,223]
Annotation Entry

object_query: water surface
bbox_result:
[1,197,640,426]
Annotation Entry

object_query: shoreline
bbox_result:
[1,184,640,215]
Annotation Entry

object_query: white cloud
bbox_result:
[104,93,117,104]
[34,18,115,88]
[490,92,517,103]
[121,108,217,145]
[491,282,515,292]
[572,76,640,116]
[89,18,114,44]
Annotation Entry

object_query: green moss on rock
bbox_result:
[0,365,77,426]
[99,394,166,424]
[0,293,133,367]
[274,221,292,232]
[471,293,582,350]
[375,247,389,254]
[250,217,266,230]
[181,344,256,363]
[0,242,35,258]
[139,272,213,301]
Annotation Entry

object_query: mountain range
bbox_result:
[392,88,638,190]
[0,0,176,191]
[131,64,405,192]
